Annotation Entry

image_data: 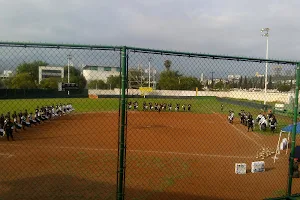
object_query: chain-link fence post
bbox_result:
[287,63,300,196]
[117,46,127,200]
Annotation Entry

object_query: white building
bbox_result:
[82,65,120,82]
[38,66,64,84]
[0,70,13,79]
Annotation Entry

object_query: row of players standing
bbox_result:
[128,101,192,112]
[0,104,75,141]
[237,110,277,133]
[255,111,277,132]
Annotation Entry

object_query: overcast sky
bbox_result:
[0,0,300,61]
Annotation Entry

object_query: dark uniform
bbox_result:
[24,109,28,119]
[168,103,172,111]
[18,111,23,124]
[35,108,41,123]
[128,102,132,110]
[175,104,180,111]
[5,112,11,120]
[12,111,17,121]
[133,101,138,110]
[247,114,254,132]
[149,103,153,110]
[12,111,20,132]
[188,104,191,111]
[28,113,37,125]
[0,114,4,129]
[143,102,147,111]
[270,117,277,133]
[158,104,161,113]
[4,118,14,141]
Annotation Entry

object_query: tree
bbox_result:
[164,60,172,71]
[158,70,180,90]
[243,76,247,89]
[239,76,243,88]
[88,80,107,89]
[248,79,253,89]
[63,66,86,89]
[107,75,121,89]
[267,75,273,89]
[128,68,146,89]
[277,84,291,92]
[16,61,48,81]
[178,76,203,90]
[3,78,12,89]
[39,77,61,89]
[260,77,264,89]
[10,73,37,89]
[0,80,4,89]
[214,81,224,90]
[158,70,203,91]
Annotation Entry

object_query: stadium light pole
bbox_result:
[261,28,270,107]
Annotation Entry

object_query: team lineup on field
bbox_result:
[128,101,192,112]
[0,103,75,141]
[227,105,278,133]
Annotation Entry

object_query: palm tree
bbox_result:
[164,60,172,71]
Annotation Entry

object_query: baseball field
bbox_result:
[0,96,299,200]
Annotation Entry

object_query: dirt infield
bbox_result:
[0,111,298,199]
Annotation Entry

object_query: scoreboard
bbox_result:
[58,82,79,91]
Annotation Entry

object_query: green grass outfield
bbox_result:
[0,96,254,115]
[0,98,120,114]
[0,96,294,134]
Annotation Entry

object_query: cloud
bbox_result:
[0,0,299,60]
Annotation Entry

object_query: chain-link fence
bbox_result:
[0,42,299,200]
[0,43,122,200]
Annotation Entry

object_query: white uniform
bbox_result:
[259,116,267,130]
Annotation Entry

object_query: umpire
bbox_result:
[4,118,14,141]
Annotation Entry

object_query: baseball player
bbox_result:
[3,117,14,141]
[270,115,277,133]
[247,114,254,131]
[21,114,31,128]
[168,103,172,111]
[133,101,138,110]
[175,104,180,111]
[188,104,191,111]
[28,113,37,125]
[18,110,23,124]
[128,101,132,110]
[0,114,4,129]
[228,110,234,124]
[143,102,148,111]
